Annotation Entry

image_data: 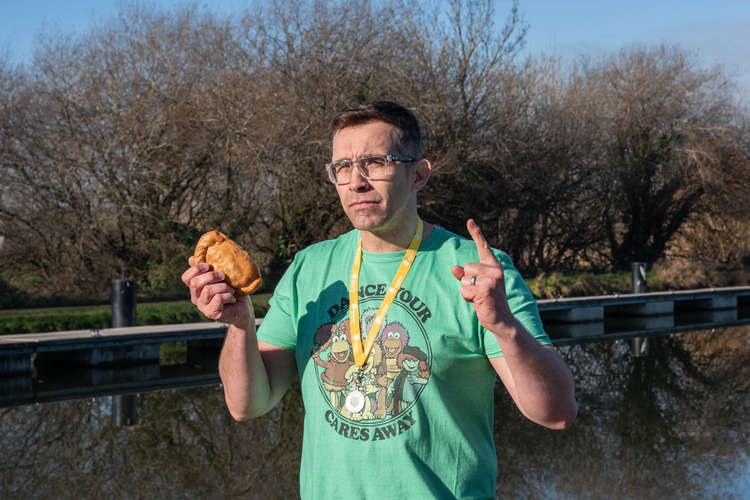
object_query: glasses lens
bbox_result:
[360,156,389,179]
[327,160,352,184]
[327,155,408,184]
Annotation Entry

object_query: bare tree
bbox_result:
[582,45,739,269]
[1,5,270,297]
[1,1,747,302]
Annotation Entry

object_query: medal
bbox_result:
[345,390,366,413]
[349,219,423,367]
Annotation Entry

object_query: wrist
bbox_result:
[227,319,257,340]
[227,297,256,330]
[490,318,520,342]
[489,317,535,356]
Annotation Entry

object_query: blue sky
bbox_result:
[519,1,750,90]
[1,0,749,96]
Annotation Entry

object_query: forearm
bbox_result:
[492,319,577,429]
[218,320,273,420]
[183,263,293,419]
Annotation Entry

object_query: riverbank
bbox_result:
[2,262,747,336]
[528,261,749,298]
[0,296,272,335]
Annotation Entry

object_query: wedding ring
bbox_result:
[470,275,477,286]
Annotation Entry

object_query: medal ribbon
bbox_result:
[349,219,423,367]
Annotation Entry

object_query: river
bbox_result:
[1,325,748,499]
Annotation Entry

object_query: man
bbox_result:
[182,101,577,499]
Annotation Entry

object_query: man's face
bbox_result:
[331,121,417,235]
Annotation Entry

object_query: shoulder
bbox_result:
[298,229,358,257]
[270,228,358,297]
[427,225,513,265]
[287,229,359,270]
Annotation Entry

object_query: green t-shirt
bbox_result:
[257,225,550,499]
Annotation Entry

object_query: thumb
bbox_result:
[451,265,465,281]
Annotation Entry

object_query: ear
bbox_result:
[411,159,432,192]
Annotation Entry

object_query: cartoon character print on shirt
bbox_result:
[312,287,432,432]
[311,321,354,410]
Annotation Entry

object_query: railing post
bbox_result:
[631,262,647,294]
[629,336,648,357]
[630,262,648,356]
[112,392,138,426]
[111,279,138,426]
[630,262,648,293]
[111,279,136,328]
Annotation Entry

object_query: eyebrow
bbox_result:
[332,152,383,162]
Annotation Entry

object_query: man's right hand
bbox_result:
[181,256,255,328]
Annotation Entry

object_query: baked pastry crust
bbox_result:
[193,230,262,297]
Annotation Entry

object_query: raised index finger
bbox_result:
[467,219,499,264]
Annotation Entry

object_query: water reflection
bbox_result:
[493,325,750,499]
[1,326,748,499]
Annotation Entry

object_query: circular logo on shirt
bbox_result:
[311,291,432,425]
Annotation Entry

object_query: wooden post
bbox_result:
[111,279,136,328]
[111,279,138,426]
[630,262,648,356]
[631,262,647,293]
[630,336,648,357]
[112,393,138,426]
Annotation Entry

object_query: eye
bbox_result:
[363,156,386,167]
[393,332,400,339]
[387,332,394,338]
[333,160,352,174]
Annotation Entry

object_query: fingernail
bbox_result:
[215,272,224,280]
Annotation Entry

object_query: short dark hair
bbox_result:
[328,101,423,158]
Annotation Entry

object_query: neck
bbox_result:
[360,215,433,253]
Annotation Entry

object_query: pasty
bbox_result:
[193,230,262,297]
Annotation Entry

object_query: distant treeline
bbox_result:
[1,0,748,302]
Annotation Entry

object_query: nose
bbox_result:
[348,163,371,191]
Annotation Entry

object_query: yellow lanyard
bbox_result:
[349,219,423,367]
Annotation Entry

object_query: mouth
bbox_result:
[333,350,348,362]
[349,200,379,210]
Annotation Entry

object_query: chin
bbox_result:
[346,211,388,231]
[352,221,388,233]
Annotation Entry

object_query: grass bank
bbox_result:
[528,263,748,299]
[0,295,271,335]
[2,262,747,336]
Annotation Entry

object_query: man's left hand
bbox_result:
[451,219,514,334]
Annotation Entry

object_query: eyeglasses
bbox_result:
[325,154,417,185]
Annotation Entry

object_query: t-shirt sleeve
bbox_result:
[256,256,299,351]
[483,251,551,358]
